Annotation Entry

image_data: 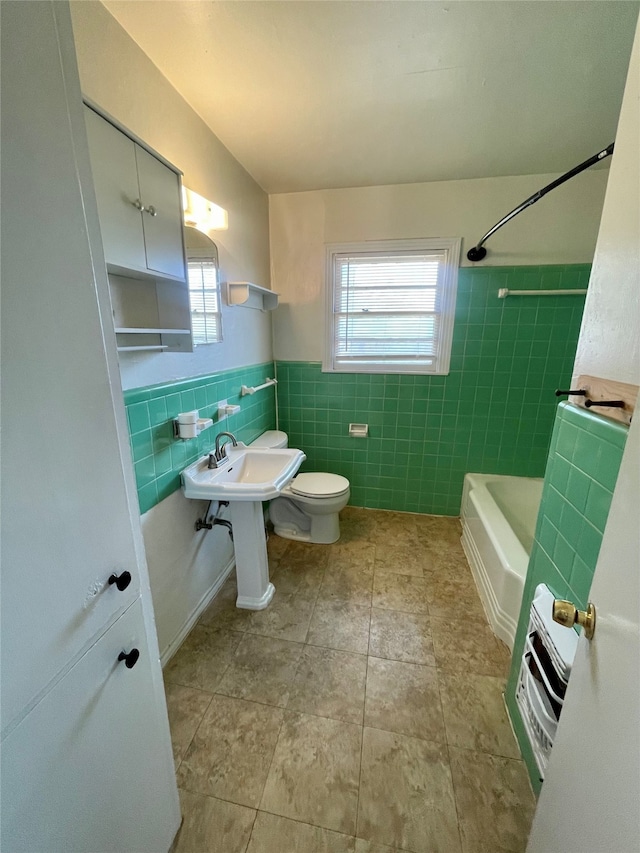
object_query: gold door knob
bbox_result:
[552,599,596,640]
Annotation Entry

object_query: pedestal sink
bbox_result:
[181,444,305,610]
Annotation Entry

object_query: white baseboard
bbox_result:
[160,557,235,668]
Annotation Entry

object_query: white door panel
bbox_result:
[135,144,186,279]
[1,598,177,853]
[84,107,146,273]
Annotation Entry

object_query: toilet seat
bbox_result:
[288,472,350,499]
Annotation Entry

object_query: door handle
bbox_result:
[118,648,140,669]
[131,199,157,216]
[108,571,132,592]
[552,599,596,640]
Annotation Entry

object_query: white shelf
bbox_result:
[115,327,191,335]
[106,262,187,286]
[117,345,169,352]
[225,281,278,311]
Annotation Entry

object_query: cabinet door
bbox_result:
[1,598,178,853]
[136,144,186,279]
[84,107,147,273]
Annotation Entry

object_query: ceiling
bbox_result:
[103,1,639,194]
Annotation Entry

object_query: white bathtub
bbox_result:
[461,473,543,651]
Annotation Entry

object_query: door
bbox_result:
[135,144,186,279]
[526,415,639,851]
[1,599,177,853]
[84,106,147,273]
[0,2,179,849]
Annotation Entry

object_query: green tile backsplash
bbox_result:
[124,362,277,513]
[506,402,628,793]
[277,264,591,514]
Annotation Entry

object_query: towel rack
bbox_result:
[558,374,637,427]
[240,377,277,396]
[498,288,587,299]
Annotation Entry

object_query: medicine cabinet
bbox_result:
[84,103,192,353]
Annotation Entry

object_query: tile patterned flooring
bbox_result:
[165,508,535,853]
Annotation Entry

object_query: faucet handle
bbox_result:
[208,452,218,469]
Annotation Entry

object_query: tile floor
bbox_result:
[165,507,535,853]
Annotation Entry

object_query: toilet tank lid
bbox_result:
[289,472,350,498]
[250,429,288,449]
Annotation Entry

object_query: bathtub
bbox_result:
[461,473,543,651]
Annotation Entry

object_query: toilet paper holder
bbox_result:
[348,423,368,438]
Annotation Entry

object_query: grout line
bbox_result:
[357,584,374,835]
[170,689,215,779]
[251,809,360,842]
[253,706,287,815]
[355,654,369,840]
[242,807,260,853]
[177,782,262,814]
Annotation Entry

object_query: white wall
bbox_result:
[141,491,234,663]
[573,23,640,386]
[71,1,272,390]
[270,169,608,361]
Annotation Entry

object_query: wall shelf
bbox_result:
[225,281,278,311]
[117,345,169,352]
[115,327,191,335]
[114,323,192,354]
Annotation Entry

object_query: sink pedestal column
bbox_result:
[229,501,275,610]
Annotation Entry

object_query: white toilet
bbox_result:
[251,430,350,544]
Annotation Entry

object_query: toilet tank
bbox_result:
[250,429,288,449]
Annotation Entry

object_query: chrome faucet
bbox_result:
[208,431,238,468]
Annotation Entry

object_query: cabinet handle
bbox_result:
[118,648,140,669]
[108,571,132,592]
[145,204,157,217]
[131,198,144,211]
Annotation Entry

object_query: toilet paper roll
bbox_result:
[178,410,199,424]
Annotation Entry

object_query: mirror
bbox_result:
[184,226,222,346]
[184,224,219,257]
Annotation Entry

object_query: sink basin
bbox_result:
[181,444,306,501]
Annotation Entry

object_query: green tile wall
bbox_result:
[506,402,628,794]
[124,362,277,513]
[277,264,590,514]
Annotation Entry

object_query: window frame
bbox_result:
[323,237,461,375]
[186,247,223,347]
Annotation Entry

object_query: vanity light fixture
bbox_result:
[182,186,228,232]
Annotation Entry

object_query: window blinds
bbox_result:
[188,259,222,345]
[331,250,446,370]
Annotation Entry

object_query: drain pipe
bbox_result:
[273,361,280,431]
[195,500,233,540]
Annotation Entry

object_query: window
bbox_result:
[187,250,222,346]
[324,238,460,374]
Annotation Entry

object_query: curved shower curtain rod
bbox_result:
[466,143,615,262]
